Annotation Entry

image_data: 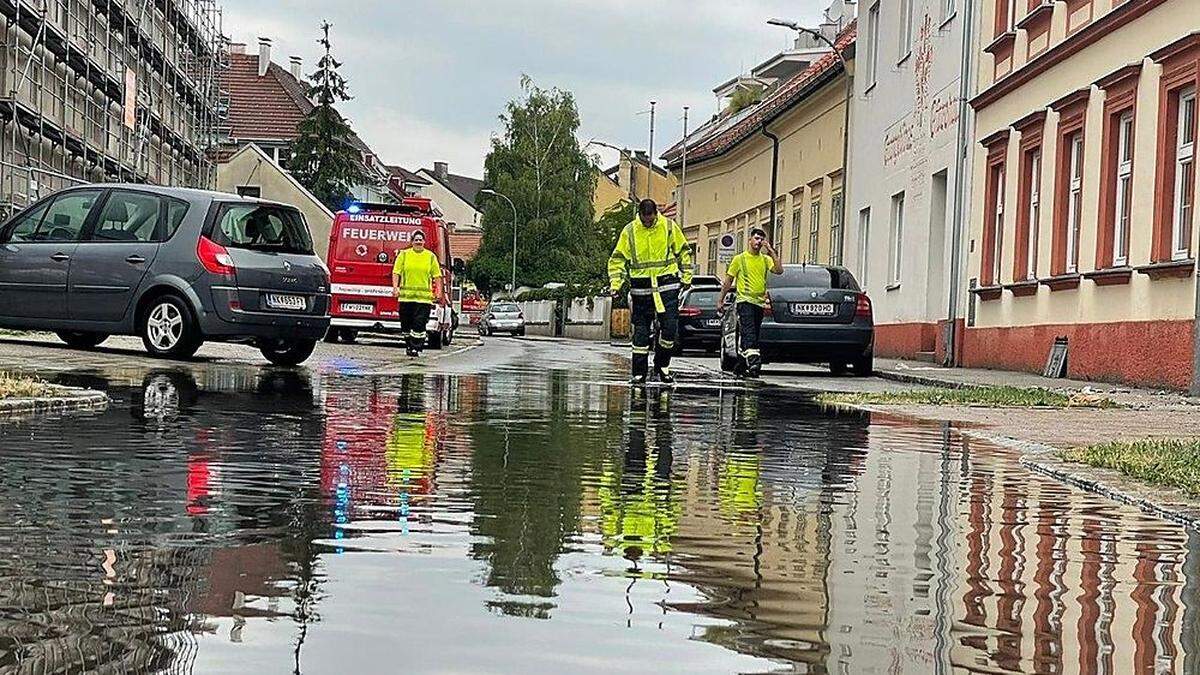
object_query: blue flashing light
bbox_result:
[347,204,362,214]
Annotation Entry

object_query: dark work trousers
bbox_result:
[630,286,680,377]
[737,302,765,369]
[399,302,432,353]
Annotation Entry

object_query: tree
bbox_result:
[469,77,602,294]
[289,22,374,212]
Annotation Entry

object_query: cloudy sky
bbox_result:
[221,0,826,178]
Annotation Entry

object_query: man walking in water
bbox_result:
[718,227,783,378]
[392,230,443,358]
[609,199,694,385]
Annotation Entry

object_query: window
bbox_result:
[858,208,871,287]
[899,0,914,61]
[707,235,718,273]
[165,199,189,241]
[736,230,744,254]
[985,163,1006,285]
[212,203,314,255]
[90,191,162,243]
[1022,149,1042,279]
[830,192,844,266]
[1173,87,1196,260]
[29,190,101,243]
[865,2,880,89]
[774,213,784,254]
[1051,94,1087,277]
[2,201,50,243]
[995,0,1018,36]
[1113,113,1135,266]
[808,198,821,263]
[236,185,262,198]
[889,193,905,285]
[942,0,956,22]
[1065,133,1084,273]
[790,208,802,262]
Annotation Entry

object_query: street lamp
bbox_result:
[768,18,852,264]
[480,188,518,295]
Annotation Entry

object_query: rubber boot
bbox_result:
[631,353,649,386]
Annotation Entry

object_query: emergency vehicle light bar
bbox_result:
[344,198,442,217]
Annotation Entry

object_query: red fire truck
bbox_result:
[325,199,459,348]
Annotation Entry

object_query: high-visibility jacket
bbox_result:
[608,215,693,310]
[392,248,442,304]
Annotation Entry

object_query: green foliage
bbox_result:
[818,386,1118,408]
[1062,440,1200,497]
[289,22,375,212]
[597,200,635,250]
[516,283,607,303]
[468,76,601,294]
[727,85,764,114]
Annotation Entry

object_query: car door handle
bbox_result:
[126,255,146,264]
[50,252,70,262]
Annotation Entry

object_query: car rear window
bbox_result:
[769,266,861,291]
[212,203,313,255]
[685,290,718,308]
[492,304,519,313]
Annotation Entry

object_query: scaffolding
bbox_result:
[0,0,226,216]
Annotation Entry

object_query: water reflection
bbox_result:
[0,361,1194,673]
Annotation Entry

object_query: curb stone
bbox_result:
[0,387,109,417]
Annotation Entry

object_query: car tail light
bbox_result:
[856,293,873,320]
[197,236,235,276]
[679,306,702,317]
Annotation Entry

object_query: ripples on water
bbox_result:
[0,360,1195,674]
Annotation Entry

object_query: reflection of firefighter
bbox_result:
[718,392,763,518]
[387,376,441,509]
[599,392,680,560]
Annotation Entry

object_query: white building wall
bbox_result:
[846,0,973,357]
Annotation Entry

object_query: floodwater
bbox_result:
[0,354,1197,674]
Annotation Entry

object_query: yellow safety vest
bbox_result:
[393,248,441,304]
[608,214,694,311]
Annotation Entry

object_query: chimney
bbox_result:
[433,161,449,182]
[257,37,271,77]
[289,56,302,81]
[229,42,247,55]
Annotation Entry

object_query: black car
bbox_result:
[677,287,722,352]
[719,264,874,376]
[0,185,330,365]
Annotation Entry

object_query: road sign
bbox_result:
[717,233,736,264]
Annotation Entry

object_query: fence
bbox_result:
[516,296,615,340]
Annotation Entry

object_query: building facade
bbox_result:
[593,151,677,219]
[966,0,1198,389]
[416,162,483,232]
[0,0,224,215]
[845,0,973,361]
[664,24,856,277]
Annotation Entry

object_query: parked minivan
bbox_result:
[0,185,331,365]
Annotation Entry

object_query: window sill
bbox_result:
[971,285,1003,301]
[1016,2,1054,31]
[897,51,913,68]
[984,31,1017,56]
[1040,273,1082,291]
[940,12,957,30]
[1136,259,1195,280]
[885,282,902,292]
[1003,280,1040,297]
[1082,266,1134,286]
[864,81,878,97]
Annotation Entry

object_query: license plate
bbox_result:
[791,302,836,316]
[265,294,306,311]
[340,302,374,314]
[706,319,721,327]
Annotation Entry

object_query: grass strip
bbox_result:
[0,372,55,399]
[1062,440,1200,498]
[817,386,1117,408]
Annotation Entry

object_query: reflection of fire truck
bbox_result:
[325,199,461,348]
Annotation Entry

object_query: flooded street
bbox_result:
[0,340,1197,674]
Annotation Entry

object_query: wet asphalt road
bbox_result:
[0,335,1196,674]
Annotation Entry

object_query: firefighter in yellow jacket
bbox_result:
[608,199,694,385]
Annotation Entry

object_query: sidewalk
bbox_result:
[874,357,1200,410]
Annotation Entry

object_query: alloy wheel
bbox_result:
[147,302,184,351]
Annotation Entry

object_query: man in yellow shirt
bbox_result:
[718,228,782,377]
[608,199,694,385]
[392,230,443,358]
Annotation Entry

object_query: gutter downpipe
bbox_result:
[761,124,781,243]
[946,0,978,367]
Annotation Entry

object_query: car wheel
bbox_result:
[852,352,874,377]
[829,361,848,376]
[428,329,443,350]
[260,339,317,366]
[56,331,109,350]
[140,295,201,360]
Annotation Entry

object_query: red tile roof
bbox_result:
[221,52,312,142]
[449,231,482,261]
[663,23,856,170]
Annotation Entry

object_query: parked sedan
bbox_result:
[719,264,874,376]
[0,185,331,365]
[478,302,526,336]
[677,287,722,353]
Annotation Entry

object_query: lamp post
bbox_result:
[480,188,518,295]
[768,19,852,264]
[586,139,638,201]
